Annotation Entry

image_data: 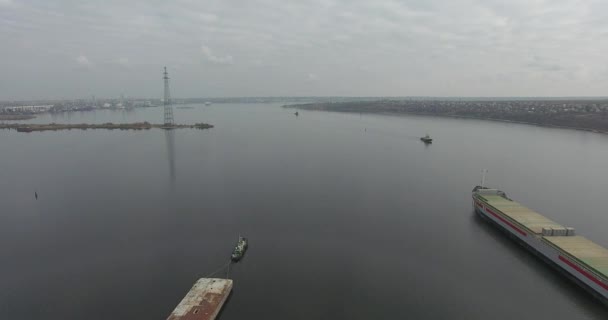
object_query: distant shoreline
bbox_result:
[410,112,606,134]
[365,111,608,134]
[284,101,608,135]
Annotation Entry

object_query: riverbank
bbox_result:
[0,114,36,120]
[0,122,213,132]
[284,100,608,134]
[341,109,608,134]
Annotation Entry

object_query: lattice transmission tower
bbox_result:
[163,67,175,126]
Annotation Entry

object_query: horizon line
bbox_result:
[3,95,608,103]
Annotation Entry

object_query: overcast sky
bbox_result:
[2,0,608,100]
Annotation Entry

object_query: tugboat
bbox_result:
[231,236,248,262]
[420,134,433,144]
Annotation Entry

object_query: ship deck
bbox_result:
[543,236,608,281]
[478,194,563,234]
[166,278,233,320]
[477,193,608,283]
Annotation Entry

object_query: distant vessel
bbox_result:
[473,185,608,305]
[205,102,212,106]
[294,111,299,116]
[16,127,33,133]
[420,134,432,143]
[231,236,248,261]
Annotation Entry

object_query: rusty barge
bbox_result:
[166,278,233,320]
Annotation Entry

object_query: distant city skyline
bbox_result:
[2,0,608,100]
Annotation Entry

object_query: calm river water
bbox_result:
[2,103,608,319]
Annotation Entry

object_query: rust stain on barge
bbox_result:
[167,278,233,320]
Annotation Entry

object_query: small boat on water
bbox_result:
[420,134,433,144]
[16,127,33,133]
[231,236,248,261]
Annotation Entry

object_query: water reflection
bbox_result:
[6,104,608,320]
[50,111,72,123]
[164,129,176,183]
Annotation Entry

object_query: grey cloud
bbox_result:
[198,13,219,23]
[76,55,93,67]
[307,73,319,81]
[201,45,234,65]
[526,56,563,72]
[1,0,607,99]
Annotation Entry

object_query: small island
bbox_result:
[0,122,213,133]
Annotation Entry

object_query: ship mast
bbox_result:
[480,169,488,187]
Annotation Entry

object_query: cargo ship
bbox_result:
[473,186,608,305]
